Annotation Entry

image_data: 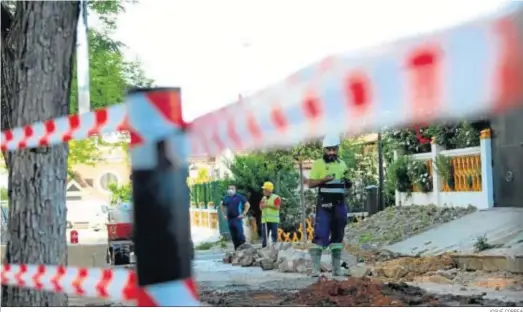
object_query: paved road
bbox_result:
[194,251,315,291]
[3,237,521,306]
[193,251,523,305]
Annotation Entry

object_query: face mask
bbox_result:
[323,154,338,163]
[227,189,236,195]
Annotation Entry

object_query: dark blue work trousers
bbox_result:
[312,200,348,248]
[228,218,246,250]
[261,222,278,248]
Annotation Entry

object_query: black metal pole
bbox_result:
[378,131,384,211]
[298,159,307,242]
[127,87,198,306]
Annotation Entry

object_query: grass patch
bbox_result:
[473,235,502,252]
[359,233,373,244]
[195,236,229,250]
[195,242,215,250]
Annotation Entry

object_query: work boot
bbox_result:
[331,249,343,277]
[309,248,322,277]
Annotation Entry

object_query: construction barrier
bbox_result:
[2,4,523,306]
[277,213,368,243]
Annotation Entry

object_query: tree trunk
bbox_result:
[1,1,79,307]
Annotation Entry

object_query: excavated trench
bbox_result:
[200,277,523,307]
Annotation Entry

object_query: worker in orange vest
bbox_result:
[259,181,281,248]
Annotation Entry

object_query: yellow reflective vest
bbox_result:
[260,194,281,224]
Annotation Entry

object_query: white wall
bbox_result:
[395,130,493,210]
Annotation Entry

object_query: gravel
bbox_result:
[345,205,477,247]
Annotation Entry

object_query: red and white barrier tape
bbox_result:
[1,3,522,302]
[0,104,127,152]
[0,263,199,304]
[0,264,138,303]
[2,6,523,157]
[188,7,523,156]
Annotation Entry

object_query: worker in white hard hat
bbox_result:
[306,133,352,277]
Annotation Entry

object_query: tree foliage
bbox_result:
[0,187,7,200]
[227,137,387,229]
[227,152,300,231]
[382,120,486,205]
[383,121,483,156]
[67,1,153,174]
[108,182,132,204]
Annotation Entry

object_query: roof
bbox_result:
[67,171,89,188]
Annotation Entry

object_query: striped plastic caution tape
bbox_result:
[0,90,185,153]
[0,264,138,303]
[0,104,127,152]
[0,264,200,305]
[1,4,523,303]
[188,5,523,157]
[2,4,523,158]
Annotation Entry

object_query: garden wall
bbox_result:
[396,129,493,210]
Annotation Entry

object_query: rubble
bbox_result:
[348,265,371,278]
[223,243,357,274]
[345,205,477,247]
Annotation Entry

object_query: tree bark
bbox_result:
[1,1,79,307]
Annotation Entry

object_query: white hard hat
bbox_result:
[322,134,340,148]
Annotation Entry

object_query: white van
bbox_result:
[66,200,110,231]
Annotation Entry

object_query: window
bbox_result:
[99,172,119,191]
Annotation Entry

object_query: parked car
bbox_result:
[106,201,194,266]
[66,200,110,231]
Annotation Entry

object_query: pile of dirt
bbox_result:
[346,205,477,247]
[373,254,456,281]
[200,278,523,307]
[284,278,438,306]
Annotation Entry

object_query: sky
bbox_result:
[110,0,507,121]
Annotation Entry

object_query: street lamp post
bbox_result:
[377,131,384,211]
[76,0,91,114]
[299,160,307,243]
[294,149,307,243]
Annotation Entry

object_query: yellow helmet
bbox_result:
[262,181,274,191]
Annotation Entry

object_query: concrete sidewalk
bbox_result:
[385,208,523,257]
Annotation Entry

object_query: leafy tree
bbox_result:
[194,168,211,184]
[1,1,149,306]
[108,182,132,204]
[227,151,301,231]
[67,138,102,172]
[0,187,7,200]
[67,2,153,175]
[227,138,383,229]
